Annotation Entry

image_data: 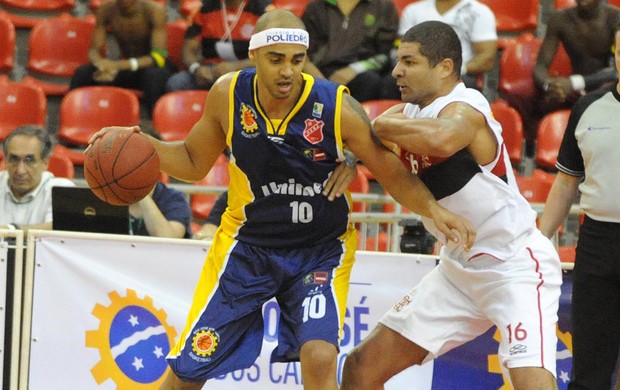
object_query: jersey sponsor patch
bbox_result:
[312,102,324,118]
[303,271,329,285]
[303,148,327,161]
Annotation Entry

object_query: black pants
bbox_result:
[569,215,620,390]
[69,63,173,117]
[322,67,385,102]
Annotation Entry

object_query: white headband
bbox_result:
[248,28,309,50]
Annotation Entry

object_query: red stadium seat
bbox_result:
[361,99,403,121]
[0,0,76,28]
[191,154,230,220]
[555,0,576,9]
[0,77,47,141]
[359,231,390,252]
[89,0,165,10]
[25,13,96,96]
[499,33,572,99]
[348,169,370,212]
[47,151,75,178]
[478,0,538,33]
[152,90,208,141]
[535,109,570,171]
[490,99,525,166]
[57,86,140,164]
[392,0,422,17]
[0,12,15,74]
[272,0,311,17]
[167,19,189,70]
[359,99,403,181]
[558,245,576,263]
[515,173,553,203]
[180,0,201,19]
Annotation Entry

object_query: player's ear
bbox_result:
[248,49,256,60]
[438,58,455,79]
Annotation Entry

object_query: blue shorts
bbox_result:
[166,227,357,381]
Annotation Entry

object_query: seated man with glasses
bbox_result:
[1,125,75,231]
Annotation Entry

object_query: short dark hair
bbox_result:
[401,20,462,77]
[254,8,306,33]
[3,125,53,159]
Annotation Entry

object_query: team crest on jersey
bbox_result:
[240,103,259,138]
[393,293,412,312]
[190,327,220,362]
[312,102,324,118]
[303,148,327,161]
[303,118,324,144]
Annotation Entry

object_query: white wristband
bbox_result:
[189,62,201,74]
[129,57,139,72]
[6,224,16,231]
[349,61,366,75]
[569,75,586,92]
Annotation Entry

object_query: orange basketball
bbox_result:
[84,130,160,206]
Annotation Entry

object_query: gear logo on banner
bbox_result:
[86,289,177,388]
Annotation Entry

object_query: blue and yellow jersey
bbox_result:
[219,68,353,248]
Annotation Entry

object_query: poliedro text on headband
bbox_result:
[248,28,310,50]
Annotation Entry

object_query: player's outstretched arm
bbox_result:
[340,94,476,249]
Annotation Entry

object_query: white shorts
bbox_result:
[380,230,562,377]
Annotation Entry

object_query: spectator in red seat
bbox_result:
[506,0,620,154]
[69,0,175,118]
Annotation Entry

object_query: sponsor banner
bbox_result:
[26,233,573,389]
[27,234,435,389]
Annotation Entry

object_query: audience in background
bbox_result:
[165,0,272,91]
[508,0,620,154]
[302,0,399,102]
[0,125,75,231]
[129,180,193,238]
[69,0,175,118]
[384,0,497,97]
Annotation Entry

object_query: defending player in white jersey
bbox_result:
[341,21,562,390]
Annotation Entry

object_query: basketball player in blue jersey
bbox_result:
[88,10,476,390]
[342,21,563,390]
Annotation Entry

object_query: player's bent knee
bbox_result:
[341,348,380,390]
[160,370,205,390]
[300,340,338,370]
[509,367,558,390]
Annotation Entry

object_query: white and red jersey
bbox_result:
[400,83,536,261]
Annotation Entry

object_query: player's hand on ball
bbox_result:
[84,129,160,206]
[86,126,142,153]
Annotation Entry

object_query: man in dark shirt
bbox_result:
[302,0,399,102]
